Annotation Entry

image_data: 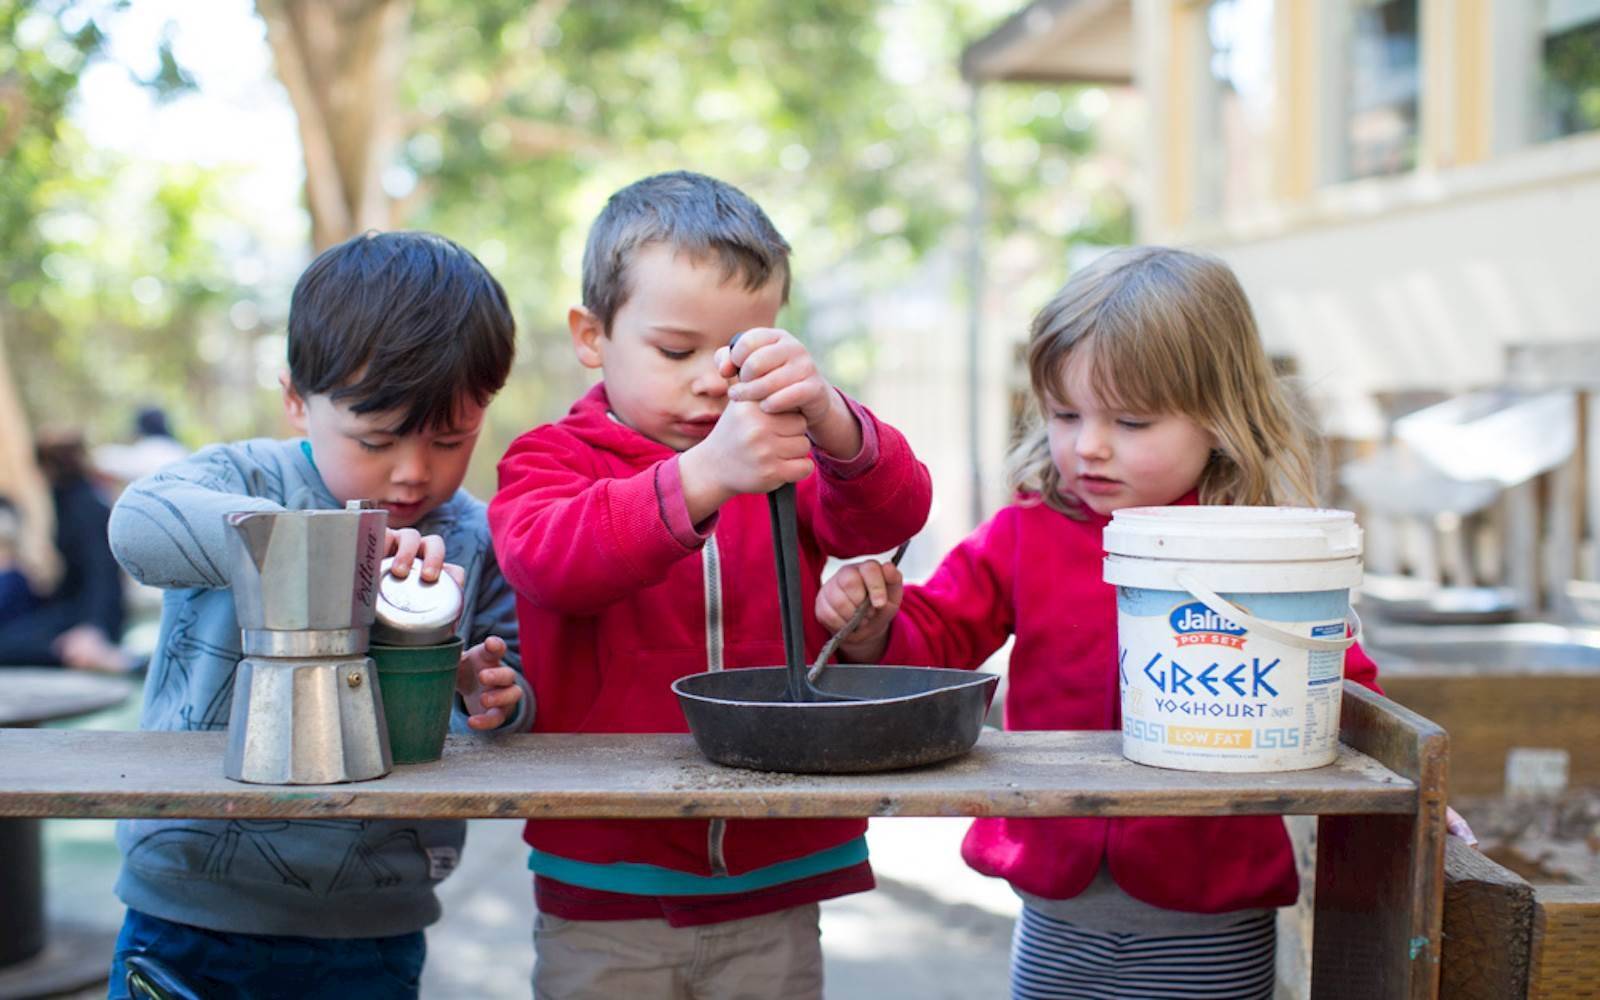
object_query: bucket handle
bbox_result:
[1173,570,1361,653]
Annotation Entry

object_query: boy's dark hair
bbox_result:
[288,231,515,434]
[582,171,791,333]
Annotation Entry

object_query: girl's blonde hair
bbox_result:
[1006,246,1319,516]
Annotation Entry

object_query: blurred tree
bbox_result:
[0,0,263,447]
[5,0,1132,486]
[248,0,1132,450]
[0,0,108,326]
[259,0,1121,286]
[256,0,409,250]
[0,0,114,587]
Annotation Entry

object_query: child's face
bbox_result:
[1046,358,1216,517]
[570,243,784,452]
[282,379,484,529]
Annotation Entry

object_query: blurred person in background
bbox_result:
[94,405,190,492]
[0,495,36,625]
[0,429,130,671]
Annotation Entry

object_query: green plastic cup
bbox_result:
[370,638,463,764]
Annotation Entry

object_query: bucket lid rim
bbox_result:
[1108,505,1355,524]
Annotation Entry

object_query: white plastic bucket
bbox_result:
[1103,506,1363,772]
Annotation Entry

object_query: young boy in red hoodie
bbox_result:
[489,171,932,998]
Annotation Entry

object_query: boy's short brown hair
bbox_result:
[581,171,791,334]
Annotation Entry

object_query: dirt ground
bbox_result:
[1457,787,1600,886]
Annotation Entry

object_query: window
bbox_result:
[1345,0,1420,178]
[1541,0,1600,139]
[1196,0,1276,218]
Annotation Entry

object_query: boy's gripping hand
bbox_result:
[385,527,449,583]
[382,533,519,727]
[815,558,903,664]
[679,402,814,523]
[456,635,524,730]
[716,328,862,460]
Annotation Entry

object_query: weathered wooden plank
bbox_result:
[1439,834,1533,1000]
[0,727,1415,821]
[0,669,134,728]
[1529,885,1600,1000]
[1312,682,1448,1000]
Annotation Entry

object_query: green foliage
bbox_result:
[400,0,1121,293]
[0,0,109,298]
[0,0,265,445]
[389,0,1128,465]
[4,0,1132,470]
[1544,21,1600,138]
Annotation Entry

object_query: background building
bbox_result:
[953,0,1600,612]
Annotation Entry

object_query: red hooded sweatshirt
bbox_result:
[490,384,932,915]
[882,498,1382,914]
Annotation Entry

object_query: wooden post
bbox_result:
[1312,682,1448,1000]
[1439,834,1533,999]
[1505,480,1541,613]
[1545,455,1580,619]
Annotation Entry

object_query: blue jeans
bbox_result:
[108,908,425,1000]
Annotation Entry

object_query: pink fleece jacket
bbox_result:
[490,383,932,878]
[882,498,1382,914]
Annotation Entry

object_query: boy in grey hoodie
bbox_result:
[105,231,529,1000]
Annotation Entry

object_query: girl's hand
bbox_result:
[385,528,449,583]
[1446,806,1479,849]
[815,559,903,664]
[456,636,524,730]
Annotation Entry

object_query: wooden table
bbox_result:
[0,668,134,999]
[0,668,133,728]
[0,681,1445,1000]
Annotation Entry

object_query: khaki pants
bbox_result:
[532,903,823,1000]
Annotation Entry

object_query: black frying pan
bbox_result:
[673,482,997,774]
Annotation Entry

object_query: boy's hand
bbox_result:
[815,558,903,664]
[718,328,832,424]
[456,635,524,730]
[679,402,814,522]
[385,528,450,583]
[717,328,861,459]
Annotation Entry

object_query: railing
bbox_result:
[1331,340,1600,623]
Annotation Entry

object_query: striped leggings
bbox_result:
[1010,905,1276,999]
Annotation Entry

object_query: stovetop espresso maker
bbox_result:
[223,500,393,784]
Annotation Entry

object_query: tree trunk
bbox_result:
[256,0,412,251]
[0,320,60,592]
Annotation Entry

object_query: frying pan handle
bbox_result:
[767,483,814,702]
[729,331,816,703]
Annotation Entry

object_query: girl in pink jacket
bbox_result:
[818,246,1381,999]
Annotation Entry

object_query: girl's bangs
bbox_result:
[1044,330,1195,418]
